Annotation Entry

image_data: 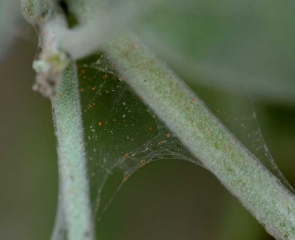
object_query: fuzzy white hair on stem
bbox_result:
[22,1,95,240]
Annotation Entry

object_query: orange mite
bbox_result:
[124,173,130,182]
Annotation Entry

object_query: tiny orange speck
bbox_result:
[98,122,102,126]
[124,173,130,182]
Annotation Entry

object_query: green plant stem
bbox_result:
[50,186,66,240]
[22,2,95,239]
[105,33,295,240]
[23,0,295,239]
[65,0,295,238]
[46,15,95,240]
[52,64,95,240]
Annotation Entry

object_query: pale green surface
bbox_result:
[21,0,45,24]
[105,33,295,240]
[135,0,295,104]
[65,0,105,23]
[62,0,295,239]
[52,64,95,240]
[22,2,96,240]
[20,0,295,239]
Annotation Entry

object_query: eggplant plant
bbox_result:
[2,0,295,239]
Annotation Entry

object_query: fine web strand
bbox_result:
[202,86,294,193]
[77,52,294,221]
[77,53,201,219]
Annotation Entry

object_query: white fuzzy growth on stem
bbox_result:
[58,0,159,60]
[22,1,95,240]
[52,63,95,240]
[106,33,295,240]
[41,12,95,240]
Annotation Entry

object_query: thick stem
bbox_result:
[64,0,295,238]
[105,33,295,240]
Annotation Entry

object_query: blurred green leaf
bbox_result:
[133,0,295,104]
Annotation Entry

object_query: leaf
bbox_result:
[134,0,295,104]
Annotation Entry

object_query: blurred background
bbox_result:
[1,0,295,239]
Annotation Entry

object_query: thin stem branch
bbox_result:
[22,2,95,240]
[52,63,95,240]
